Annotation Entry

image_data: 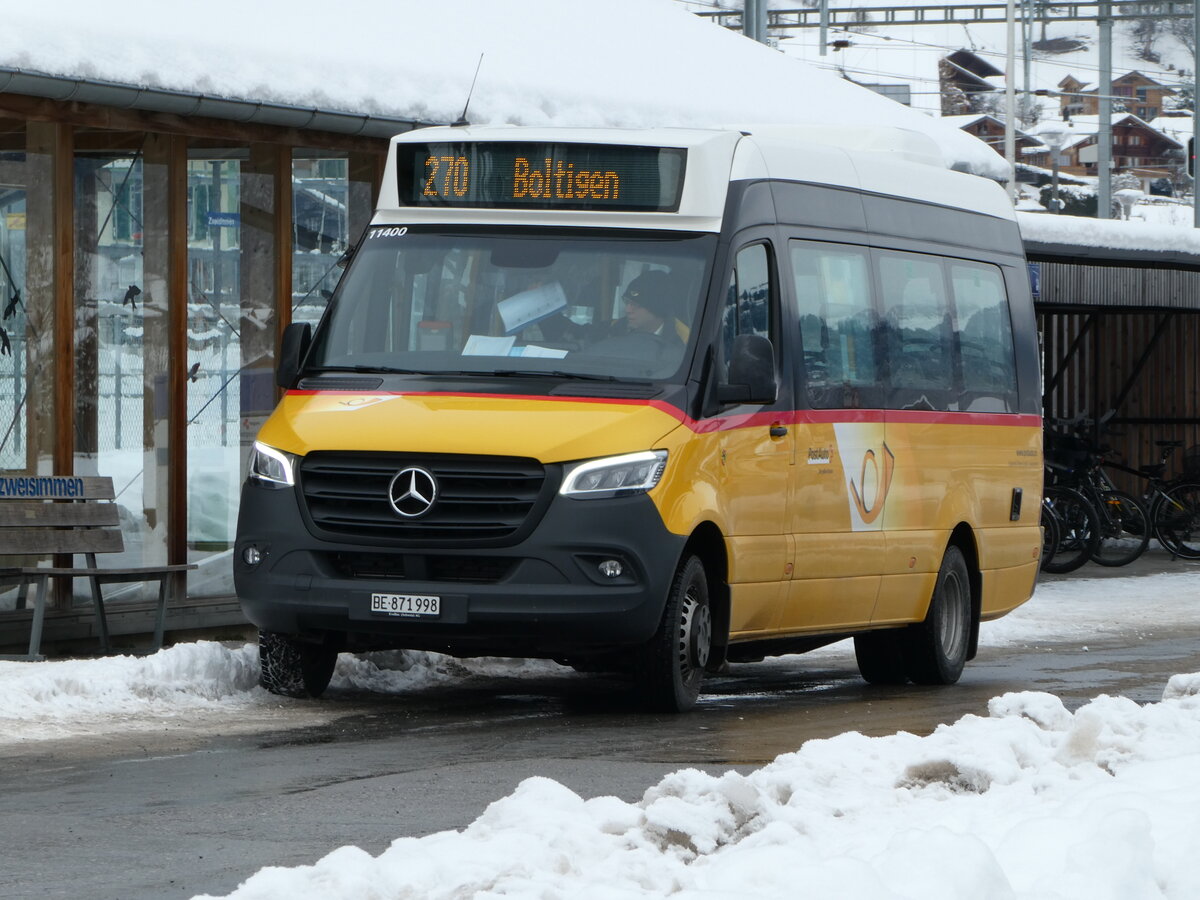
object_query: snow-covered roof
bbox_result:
[1025,114,1184,152]
[0,0,1009,180]
[1019,211,1200,263]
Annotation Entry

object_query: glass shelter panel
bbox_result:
[72,132,172,600]
[291,151,376,330]
[185,144,278,599]
[1,120,59,612]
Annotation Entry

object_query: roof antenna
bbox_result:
[452,54,485,127]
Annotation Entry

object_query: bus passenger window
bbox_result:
[788,241,878,409]
[950,262,1018,410]
[877,253,954,407]
[720,244,773,379]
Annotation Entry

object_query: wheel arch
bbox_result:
[682,521,730,668]
[948,522,982,661]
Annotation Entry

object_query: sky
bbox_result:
[2,569,1200,899]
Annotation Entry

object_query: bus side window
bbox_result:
[877,252,954,409]
[788,241,878,409]
[720,243,774,380]
[949,261,1018,411]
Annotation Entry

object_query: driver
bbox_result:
[621,270,680,341]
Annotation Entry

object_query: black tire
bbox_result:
[1041,486,1100,574]
[902,545,971,685]
[636,555,713,712]
[854,630,908,685]
[1040,501,1061,571]
[1154,481,1200,559]
[1089,489,1150,566]
[258,631,338,699]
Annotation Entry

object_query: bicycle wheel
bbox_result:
[1040,501,1061,571]
[1089,489,1150,567]
[1153,481,1200,560]
[1041,486,1100,574]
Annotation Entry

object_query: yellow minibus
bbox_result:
[235,125,1043,710]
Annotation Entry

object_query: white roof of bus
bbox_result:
[384,125,1016,227]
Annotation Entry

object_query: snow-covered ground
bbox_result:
[3,569,1200,898]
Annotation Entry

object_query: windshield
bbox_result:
[307,227,717,381]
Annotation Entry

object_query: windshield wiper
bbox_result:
[315,365,432,376]
[477,369,641,383]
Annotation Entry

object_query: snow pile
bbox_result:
[1,570,1195,742]
[196,679,1200,899]
[0,642,565,742]
[0,641,261,739]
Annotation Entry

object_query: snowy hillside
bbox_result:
[677,0,1195,124]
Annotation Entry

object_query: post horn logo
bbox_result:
[849,443,895,525]
[388,466,438,518]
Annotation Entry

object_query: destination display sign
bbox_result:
[395,142,687,212]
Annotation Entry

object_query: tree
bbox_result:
[939,61,972,116]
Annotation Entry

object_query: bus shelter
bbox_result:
[1029,229,1200,491]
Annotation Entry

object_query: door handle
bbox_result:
[769,425,788,438]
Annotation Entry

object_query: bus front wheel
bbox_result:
[637,554,712,712]
[258,631,338,698]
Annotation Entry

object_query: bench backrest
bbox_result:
[0,476,124,557]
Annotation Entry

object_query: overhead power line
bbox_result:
[696,2,1197,29]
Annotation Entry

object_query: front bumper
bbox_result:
[234,480,686,657]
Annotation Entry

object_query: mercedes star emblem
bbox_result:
[388,466,438,518]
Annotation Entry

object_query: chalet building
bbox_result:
[1022,114,1184,191]
[1057,71,1177,121]
[938,49,1005,115]
[942,114,1041,157]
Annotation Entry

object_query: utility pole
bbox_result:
[1097,2,1113,218]
[743,0,768,43]
[1005,0,1017,202]
[1022,0,1033,125]
[1194,0,1198,227]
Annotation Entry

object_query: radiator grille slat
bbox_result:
[300,452,546,542]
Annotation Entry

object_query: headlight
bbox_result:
[248,441,298,487]
[560,450,667,500]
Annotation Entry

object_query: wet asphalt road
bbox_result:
[4,619,1200,900]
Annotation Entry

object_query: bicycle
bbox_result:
[1041,478,1101,574]
[1103,440,1200,561]
[1044,430,1150,568]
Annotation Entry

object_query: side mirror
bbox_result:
[276,322,312,390]
[718,333,777,405]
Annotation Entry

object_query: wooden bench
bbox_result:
[0,475,196,661]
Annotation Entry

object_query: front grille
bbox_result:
[331,551,516,584]
[300,452,547,543]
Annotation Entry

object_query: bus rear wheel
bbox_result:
[903,545,971,685]
[637,555,712,712]
[258,631,338,698]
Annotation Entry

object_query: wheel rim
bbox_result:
[678,586,712,678]
[937,569,967,658]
